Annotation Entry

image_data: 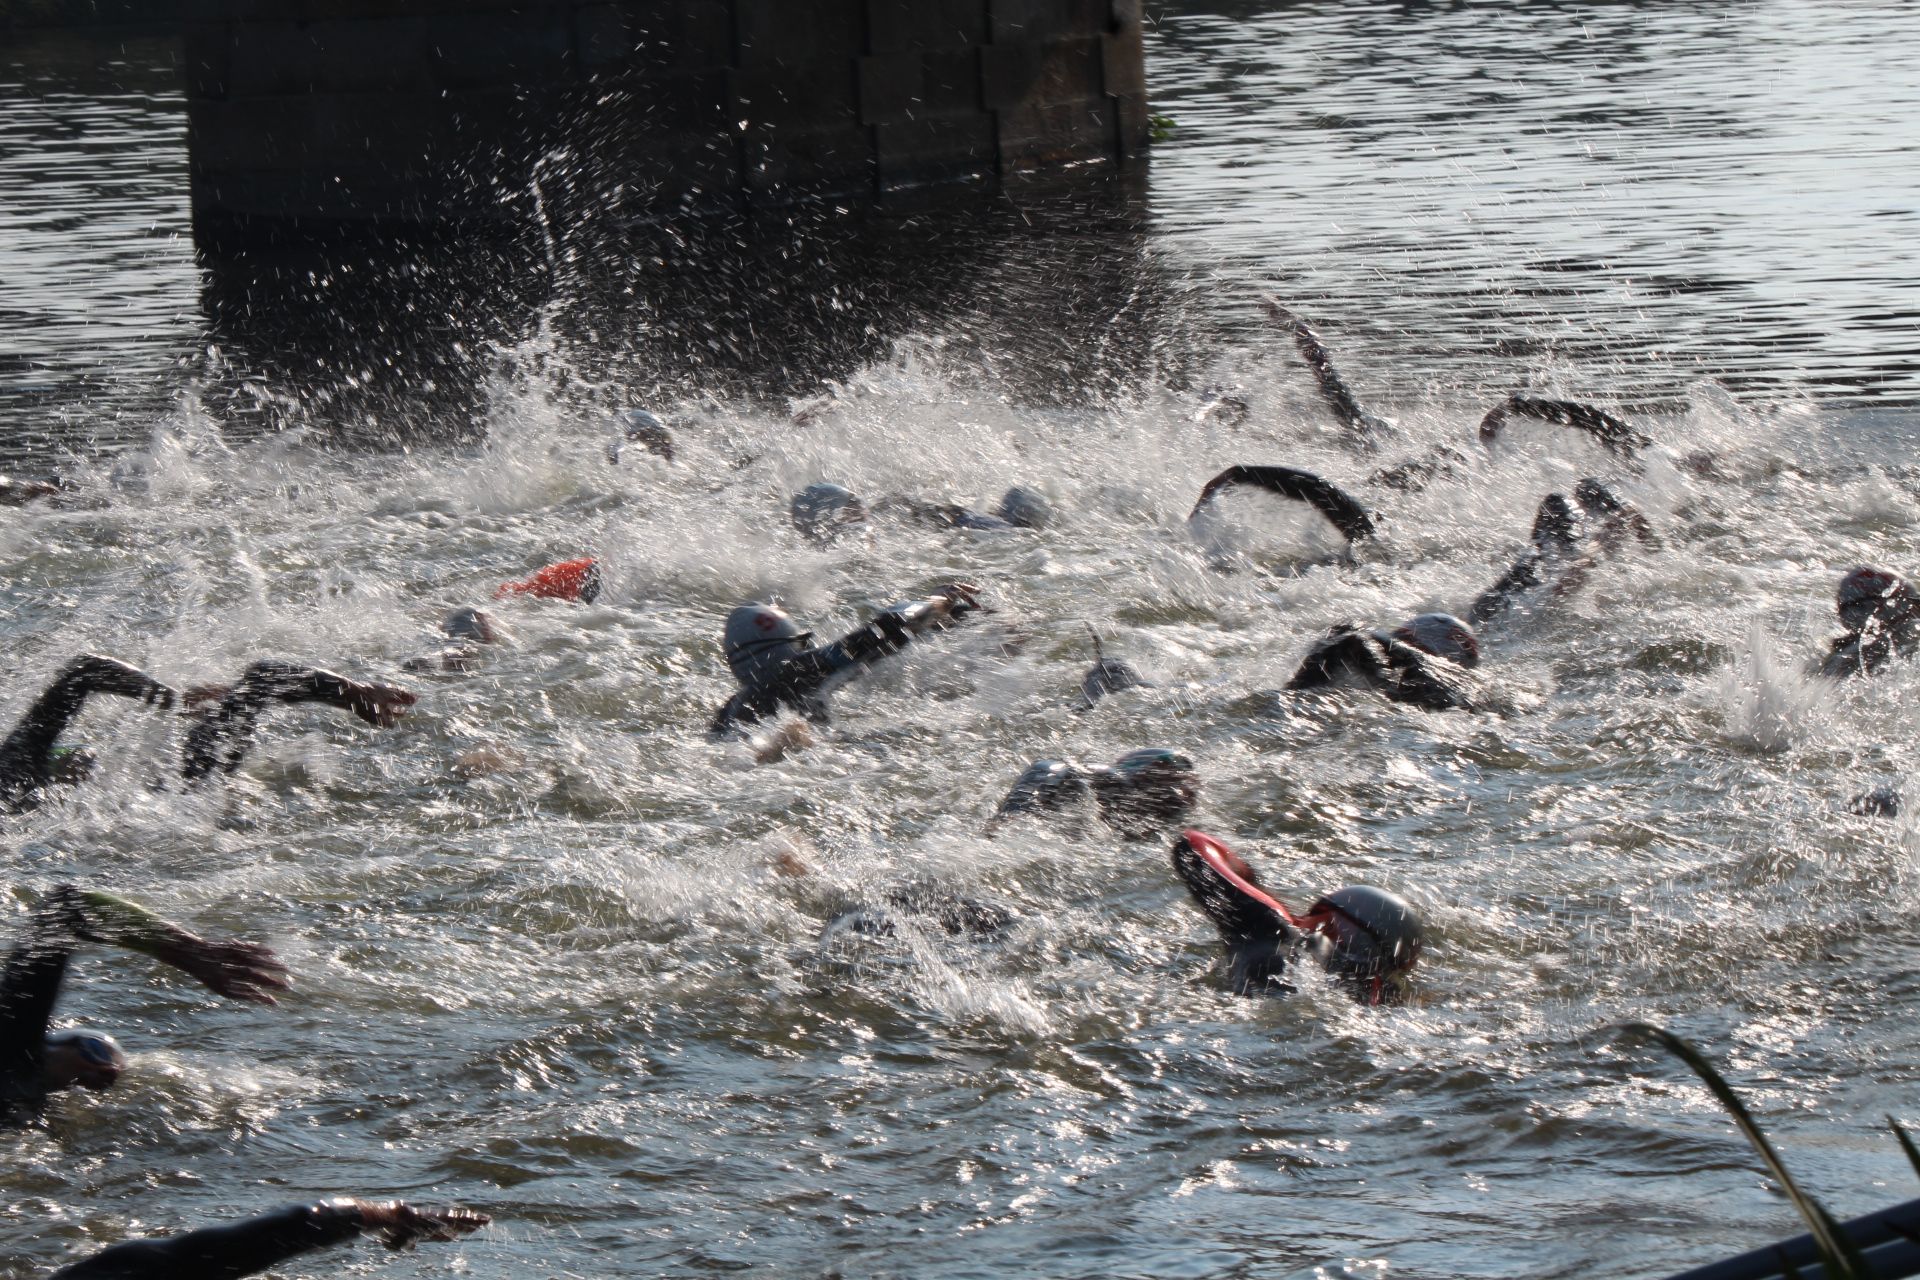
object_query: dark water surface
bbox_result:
[4,5,1920,1279]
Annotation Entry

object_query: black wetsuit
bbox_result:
[991,758,1191,840]
[51,1203,368,1279]
[711,613,918,734]
[1286,626,1480,712]
[0,657,174,813]
[1,656,376,811]
[1187,465,1377,544]
[1285,314,1392,445]
[0,886,88,1127]
[1171,835,1299,995]
[1820,620,1920,678]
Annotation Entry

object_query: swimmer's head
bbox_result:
[996,486,1055,530]
[1391,613,1480,669]
[994,759,1093,821]
[1298,885,1423,998]
[1531,493,1579,552]
[43,1028,127,1092]
[441,607,502,645]
[1081,659,1151,708]
[724,603,814,687]
[47,745,97,787]
[1094,748,1200,834]
[610,408,676,464]
[790,483,868,545]
[1837,567,1917,634]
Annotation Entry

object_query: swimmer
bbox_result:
[1286,611,1485,712]
[401,606,508,674]
[606,407,676,465]
[2,883,287,1126]
[494,556,602,604]
[1259,299,1392,446]
[989,748,1200,840]
[791,483,1053,544]
[51,1198,489,1278]
[711,583,983,737]
[1171,830,1422,1004]
[0,654,415,813]
[1187,464,1377,545]
[1848,785,1901,819]
[1819,567,1920,678]
[1078,631,1154,709]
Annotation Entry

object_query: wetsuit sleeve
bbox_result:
[1286,627,1391,691]
[1170,837,1292,947]
[179,660,358,782]
[992,761,1092,821]
[1380,640,1479,712]
[0,656,176,809]
[1479,395,1650,458]
[0,888,86,1125]
[1188,466,1376,543]
[1468,555,1544,626]
[1284,315,1389,441]
[49,1202,366,1280]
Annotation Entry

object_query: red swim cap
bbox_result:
[496,557,602,603]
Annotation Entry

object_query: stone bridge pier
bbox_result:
[183,0,1149,253]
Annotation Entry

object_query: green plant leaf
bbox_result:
[1621,1022,1870,1279]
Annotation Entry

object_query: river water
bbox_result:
[4,3,1920,1278]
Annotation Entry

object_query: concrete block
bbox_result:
[731,64,859,130]
[920,49,981,114]
[867,0,986,53]
[997,98,1115,171]
[183,23,230,98]
[742,124,874,197]
[430,11,573,89]
[989,0,1107,41]
[875,114,994,190]
[575,5,630,70]
[1100,26,1143,97]
[979,40,1038,111]
[858,53,923,125]
[625,0,733,70]
[226,21,319,97]
[735,0,863,68]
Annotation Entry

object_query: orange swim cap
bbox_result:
[496,557,602,603]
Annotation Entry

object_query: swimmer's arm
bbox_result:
[0,475,60,506]
[180,661,415,781]
[0,656,175,784]
[1285,627,1388,691]
[65,888,288,1004]
[227,661,415,727]
[0,894,81,1111]
[1188,466,1375,542]
[48,1199,488,1279]
[1261,300,1383,438]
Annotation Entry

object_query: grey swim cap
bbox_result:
[996,486,1055,530]
[44,1028,127,1090]
[1307,886,1423,981]
[441,607,501,644]
[724,603,814,686]
[609,408,675,464]
[1392,613,1480,669]
[790,483,868,544]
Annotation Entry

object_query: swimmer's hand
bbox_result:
[343,681,417,728]
[71,655,176,710]
[155,932,291,1005]
[345,1200,491,1251]
[752,720,813,764]
[931,582,984,620]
